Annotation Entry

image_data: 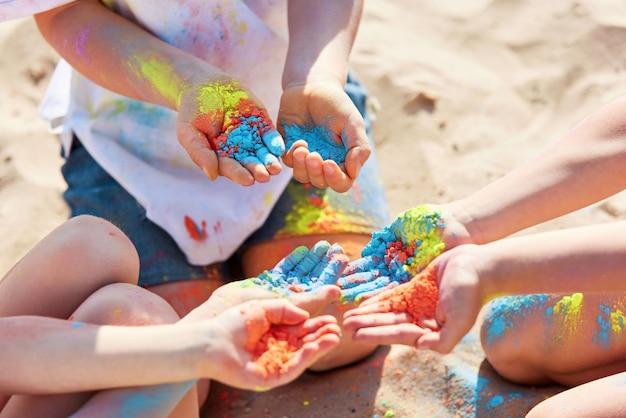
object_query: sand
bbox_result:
[4,0,626,416]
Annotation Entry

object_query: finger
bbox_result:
[290,144,310,184]
[343,300,394,320]
[243,160,271,183]
[292,240,331,279]
[299,318,341,341]
[218,157,254,186]
[323,160,352,193]
[351,323,430,347]
[304,152,326,188]
[344,143,370,180]
[261,130,285,156]
[340,276,391,303]
[317,252,349,286]
[288,285,341,315]
[255,146,280,167]
[280,138,296,167]
[263,299,310,325]
[272,246,309,277]
[343,255,381,276]
[176,122,219,180]
[336,271,378,289]
[308,243,346,281]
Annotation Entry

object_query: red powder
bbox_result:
[184,215,208,241]
[379,263,439,323]
[385,240,418,266]
[248,325,300,374]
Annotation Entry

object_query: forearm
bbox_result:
[34,0,221,110]
[454,95,626,243]
[476,220,626,300]
[0,317,207,394]
[282,0,363,87]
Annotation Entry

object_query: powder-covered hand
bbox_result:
[343,247,483,354]
[176,75,285,186]
[188,240,347,320]
[205,299,341,391]
[278,80,371,193]
[337,205,446,303]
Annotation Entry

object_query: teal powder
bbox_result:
[281,121,347,164]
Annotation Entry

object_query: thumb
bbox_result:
[289,285,341,316]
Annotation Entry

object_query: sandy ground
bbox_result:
[3,1,626,416]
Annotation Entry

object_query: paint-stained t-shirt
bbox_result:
[0,0,75,21]
[37,0,293,265]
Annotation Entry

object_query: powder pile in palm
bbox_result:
[212,98,279,165]
[248,324,300,374]
[379,263,439,322]
[363,206,445,283]
[281,121,347,164]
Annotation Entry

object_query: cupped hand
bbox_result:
[188,240,348,320]
[176,75,285,186]
[343,245,485,354]
[278,81,371,192]
[206,299,341,391]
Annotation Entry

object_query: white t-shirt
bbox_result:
[37,0,294,265]
[0,0,74,21]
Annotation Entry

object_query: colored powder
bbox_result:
[363,206,446,283]
[483,295,549,348]
[130,55,183,107]
[551,293,583,340]
[247,324,300,376]
[379,263,439,322]
[593,302,626,347]
[240,241,347,295]
[192,82,282,165]
[281,121,347,164]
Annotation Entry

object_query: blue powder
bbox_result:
[281,121,347,164]
[218,115,283,165]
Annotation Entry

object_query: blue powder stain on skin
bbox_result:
[593,304,613,348]
[485,394,504,410]
[483,295,549,348]
[281,121,347,164]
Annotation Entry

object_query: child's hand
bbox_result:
[343,246,485,354]
[278,81,371,193]
[206,299,341,391]
[190,241,347,319]
[176,75,285,186]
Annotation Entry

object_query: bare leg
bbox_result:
[480,293,626,387]
[1,283,197,418]
[526,371,626,418]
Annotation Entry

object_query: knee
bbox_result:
[71,283,180,325]
[59,215,139,286]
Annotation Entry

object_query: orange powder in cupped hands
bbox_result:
[380,263,439,323]
[247,324,300,375]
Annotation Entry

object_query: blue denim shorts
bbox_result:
[61,73,390,287]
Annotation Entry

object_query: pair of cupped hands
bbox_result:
[189,205,483,391]
[175,76,371,192]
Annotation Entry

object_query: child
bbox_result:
[0,215,342,417]
[342,93,626,417]
[28,0,390,375]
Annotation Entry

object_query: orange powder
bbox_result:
[380,263,439,322]
[248,325,300,374]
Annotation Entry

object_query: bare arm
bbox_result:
[344,220,626,352]
[452,95,626,244]
[0,317,205,394]
[282,0,363,87]
[34,1,281,184]
[279,0,370,191]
